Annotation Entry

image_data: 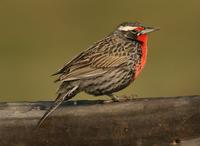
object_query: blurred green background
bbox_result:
[0,0,199,101]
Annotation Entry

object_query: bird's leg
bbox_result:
[108,94,120,102]
[103,94,131,103]
[102,94,119,104]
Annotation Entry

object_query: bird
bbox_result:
[37,22,159,127]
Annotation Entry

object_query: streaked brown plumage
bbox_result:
[37,22,159,127]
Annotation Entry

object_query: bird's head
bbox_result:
[116,22,159,43]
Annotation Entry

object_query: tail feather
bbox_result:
[36,86,78,128]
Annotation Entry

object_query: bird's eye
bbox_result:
[130,30,139,35]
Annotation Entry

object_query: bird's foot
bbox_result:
[102,100,115,104]
[103,94,136,104]
[121,94,138,100]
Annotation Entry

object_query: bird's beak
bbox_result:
[140,27,160,35]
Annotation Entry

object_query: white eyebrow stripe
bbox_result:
[118,26,138,31]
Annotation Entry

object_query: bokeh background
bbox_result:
[0,0,199,101]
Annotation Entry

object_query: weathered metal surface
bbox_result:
[0,95,200,146]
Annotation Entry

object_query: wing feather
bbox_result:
[60,66,107,81]
[54,36,132,82]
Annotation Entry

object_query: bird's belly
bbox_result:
[80,68,133,96]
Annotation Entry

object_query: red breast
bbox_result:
[133,27,148,79]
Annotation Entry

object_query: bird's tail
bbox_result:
[36,85,79,128]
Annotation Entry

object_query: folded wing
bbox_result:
[54,38,131,82]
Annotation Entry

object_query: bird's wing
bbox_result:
[52,51,88,76]
[54,37,132,82]
[52,36,116,76]
[52,37,112,76]
[90,52,129,68]
[58,53,129,82]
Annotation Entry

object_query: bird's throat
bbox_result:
[133,34,148,79]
